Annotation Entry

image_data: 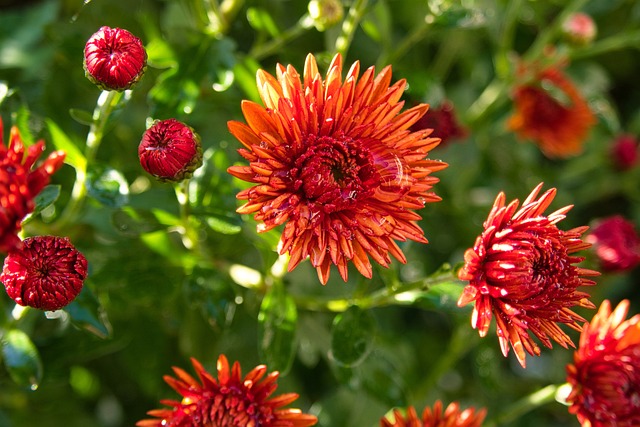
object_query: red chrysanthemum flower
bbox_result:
[380,400,486,427]
[566,299,640,427]
[507,66,596,158]
[0,119,65,253]
[409,101,467,147]
[138,119,203,182]
[586,215,640,272]
[457,183,599,367]
[611,134,639,170]
[227,53,447,284]
[1,236,88,311]
[84,26,147,91]
[137,354,318,427]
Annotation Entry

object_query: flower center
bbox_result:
[292,133,410,214]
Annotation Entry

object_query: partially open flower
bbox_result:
[458,183,599,367]
[227,53,446,284]
[137,354,318,427]
[0,118,65,253]
[84,26,147,91]
[138,119,203,182]
[566,299,640,427]
[380,400,486,427]
[611,134,639,170]
[1,236,88,311]
[507,66,596,158]
[586,215,640,272]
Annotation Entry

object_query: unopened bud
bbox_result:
[562,12,597,46]
[308,0,344,31]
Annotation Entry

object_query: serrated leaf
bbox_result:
[330,306,375,367]
[1,329,43,389]
[69,108,94,126]
[45,118,86,170]
[258,285,297,375]
[64,286,112,339]
[86,166,129,208]
[14,104,34,147]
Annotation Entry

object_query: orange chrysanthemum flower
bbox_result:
[227,53,447,284]
[380,400,486,427]
[0,119,65,253]
[566,300,640,427]
[137,355,317,427]
[507,66,596,158]
[457,183,599,367]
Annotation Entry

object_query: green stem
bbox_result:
[250,15,314,61]
[174,178,199,252]
[380,15,431,66]
[570,29,640,60]
[494,0,523,80]
[294,268,460,312]
[484,384,561,427]
[55,90,122,231]
[333,0,369,58]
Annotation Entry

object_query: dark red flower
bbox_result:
[380,400,486,427]
[137,354,318,427]
[457,183,599,367]
[409,101,467,147]
[227,53,447,284]
[1,236,88,311]
[507,66,596,158]
[586,215,640,272]
[84,26,147,91]
[138,119,203,181]
[611,134,639,170]
[0,119,65,253]
[566,299,640,427]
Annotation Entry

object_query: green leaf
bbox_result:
[145,37,177,69]
[68,108,94,126]
[1,329,43,390]
[183,267,236,330]
[202,214,242,235]
[330,306,375,367]
[45,118,86,170]
[64,286,112,339]
[86,166,129,208]
[246,7,281,37]
[14,104,34,147]
[258,285,298,375]
[22,184,61,225]
[111,207,164,237]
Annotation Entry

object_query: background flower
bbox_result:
[566,299,640,427]
[586,215,640,272]
[1,236,88,311]
[458,183,599,367]
[380,400,486,427]
[227,53,447,284]
[137,355,317,427]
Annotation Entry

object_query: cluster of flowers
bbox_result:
[1,13,639,426]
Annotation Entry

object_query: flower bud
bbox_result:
[308,0,344,31]
[84,26,147,91]
[1,236,88,311]
[611,134,639,170]
[562,12,597,46]
[138,119,203,181]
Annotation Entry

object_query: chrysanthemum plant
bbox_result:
[1,0,639,426]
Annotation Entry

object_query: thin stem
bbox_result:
[494,0,523,80]
[174,179,199,251]
[294,268,460,312]
[570,29,640,60]
[333,0,369,58]
[250,14,314,61]
[484,384,561,427]
[55,90,122,231]
[380,16,431,66]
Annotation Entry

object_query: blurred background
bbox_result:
[0,0,639,426]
